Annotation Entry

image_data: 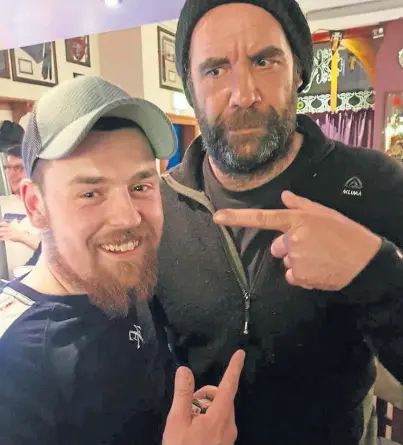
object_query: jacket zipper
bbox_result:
[162,174,252,335]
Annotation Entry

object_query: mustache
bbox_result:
[217,108,275,131]
[96,227,153,246]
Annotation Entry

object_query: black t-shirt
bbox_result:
[202,130,314,286]
[0,280,173,445]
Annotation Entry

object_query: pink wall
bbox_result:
[374,19,403,149]
[98,27,144,99]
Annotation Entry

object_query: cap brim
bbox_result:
[38,97,177,162]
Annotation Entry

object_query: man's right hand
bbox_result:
[163,350,245,445]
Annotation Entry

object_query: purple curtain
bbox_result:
[308,109,375,148]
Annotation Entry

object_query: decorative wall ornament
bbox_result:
[398,49,403,69]
[0,50,10,79]
[10,42,58,87]
[157,26,183,93]
[302,47,345,95]
[330,30,344,54]
[65,36,91,67]
[297,90,375,114]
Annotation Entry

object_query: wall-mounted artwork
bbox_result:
[73,72,84,78]
[10,42,58,87]
[157,26,183,93]
[0,50,10,79]
[65,36,91,67]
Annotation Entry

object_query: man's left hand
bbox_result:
[214,191,382,291]
[0,220,23,243]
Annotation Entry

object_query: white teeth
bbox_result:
[101,240,139,252]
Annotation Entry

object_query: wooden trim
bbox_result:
[159,113,200,174]
[392,407,403,443]
[167,113,200,140]
[167,113,197,126]
[0,97,33,123]
[0,96,33,104]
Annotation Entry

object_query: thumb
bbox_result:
[169,366,195,425]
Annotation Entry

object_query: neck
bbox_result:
[209,132,303,192]
[21,254,82,296]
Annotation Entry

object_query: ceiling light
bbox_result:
[102,0,122,8]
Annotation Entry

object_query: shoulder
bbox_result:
[1,294,86,375]
[331,141,403,191]
[315,140,403,245]
[0,300,60,443]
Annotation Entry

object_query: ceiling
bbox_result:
[0,0,402,51]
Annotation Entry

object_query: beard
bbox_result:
[42,221,158,319]
[194,86,298,176]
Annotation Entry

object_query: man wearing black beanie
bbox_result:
[157,2,403,444]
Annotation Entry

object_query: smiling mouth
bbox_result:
[101,240,140,253]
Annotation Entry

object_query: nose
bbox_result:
[229,66,262,109]
[107,190,142,228]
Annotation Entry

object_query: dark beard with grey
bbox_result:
[195,91,298,176]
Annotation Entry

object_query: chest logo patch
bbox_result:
[342,176,363,197]
[129,324,144,349]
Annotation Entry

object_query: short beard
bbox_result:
[192,84,298,177]
[42,223,158,319]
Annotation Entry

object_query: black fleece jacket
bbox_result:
[157,115,403,445]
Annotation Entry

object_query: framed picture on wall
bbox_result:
[157,26,183,93]
[65,36,91,67]
[73,72,84,78]
[10,42,58,87]
[0,50,10,79]
[384,91,403,157]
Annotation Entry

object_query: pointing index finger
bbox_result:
[207,350,245,417]
[214,208,296,233]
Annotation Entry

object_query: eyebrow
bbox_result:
[198,46,285,74]
[69,167,159,186]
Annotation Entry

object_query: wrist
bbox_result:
[342,238,403,303]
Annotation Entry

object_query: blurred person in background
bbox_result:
[0,121,40,276]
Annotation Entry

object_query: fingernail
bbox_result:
[213,213,225,224]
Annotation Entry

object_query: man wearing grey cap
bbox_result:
[156,0,403,444]
[0,76,245,445]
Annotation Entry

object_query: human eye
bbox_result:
[80,191,99,199]
[131,184,151,193]
[255,58,277,68]
[206,67,224,77]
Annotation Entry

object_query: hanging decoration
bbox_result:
[348,54,357,72]
[372,26,385,52]
[330,31,344,112]
[297,90,374,114]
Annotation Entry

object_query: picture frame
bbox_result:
[157,26,183,93]
[73,72,84,78]
[10,42,58,87]
[65,36,91,67]
[383,91,403,153]
[0,50,11,79]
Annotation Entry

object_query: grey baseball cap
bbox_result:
[23,75,177,177]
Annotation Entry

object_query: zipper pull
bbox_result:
[243,292,250,335]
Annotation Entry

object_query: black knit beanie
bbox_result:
[0,120,24,157]
[175,0,313,106]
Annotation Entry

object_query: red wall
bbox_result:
[374,18,403,149]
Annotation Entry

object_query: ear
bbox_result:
[295,74,303,89]
[20,179,47,229]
